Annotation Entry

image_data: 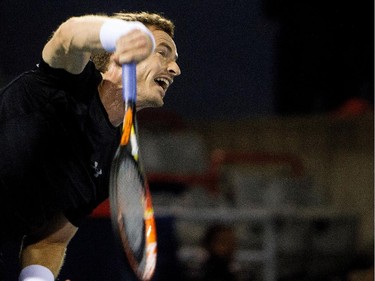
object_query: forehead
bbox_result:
[149,27,178,53]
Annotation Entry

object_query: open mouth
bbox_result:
[154,77,171,91]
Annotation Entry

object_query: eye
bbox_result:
[155,46,170,58]
[156,50,166,57]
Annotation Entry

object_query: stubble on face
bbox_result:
[135,28,179,111]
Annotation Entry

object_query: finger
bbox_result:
[115,30,153,54]
[114,31,154,63]
[114,50,151,65]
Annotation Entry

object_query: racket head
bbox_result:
[109,146,157,281]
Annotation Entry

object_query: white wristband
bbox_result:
[19,265,54,281]
[99,19,155,52]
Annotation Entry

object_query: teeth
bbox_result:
[155,77,170,88]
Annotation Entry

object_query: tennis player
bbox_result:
[0,11,180,281]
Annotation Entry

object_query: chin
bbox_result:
[148,94,164,107]
[150,100,164,108]
[137,99,164,111]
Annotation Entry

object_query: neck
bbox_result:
[98,80,124,127]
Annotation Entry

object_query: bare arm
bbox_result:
[42,15,154,74]
[20,214,78,279]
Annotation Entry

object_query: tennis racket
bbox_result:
[109,63,157,281]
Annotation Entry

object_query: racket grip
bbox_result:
[122,63,137,103]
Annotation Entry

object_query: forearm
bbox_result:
[20,240,68,278]
[42,15,108,74]
[19,215,78,279]
[42,14,155,75]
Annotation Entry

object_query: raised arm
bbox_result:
[42,15,154,74]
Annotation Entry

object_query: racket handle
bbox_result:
[122,63,137,103]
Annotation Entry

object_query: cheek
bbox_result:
[137,63,153,87]
[135,65,150,100]
[136,63,148,82]
[137,56,161,78]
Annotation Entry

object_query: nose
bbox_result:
[168,61,181,77]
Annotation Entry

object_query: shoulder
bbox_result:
[36,59,102,99]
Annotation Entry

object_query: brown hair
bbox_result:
[91,11,175,72]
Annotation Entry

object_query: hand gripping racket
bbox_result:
[109,63,157,281]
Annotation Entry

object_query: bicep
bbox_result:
[42,42,91,75]
[42,16,105,74]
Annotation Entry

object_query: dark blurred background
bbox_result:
[0,0,373,120]
[1,1,373,281]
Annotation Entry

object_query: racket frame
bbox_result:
[109,63,157,281]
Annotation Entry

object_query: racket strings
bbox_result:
[116,158,146,261]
